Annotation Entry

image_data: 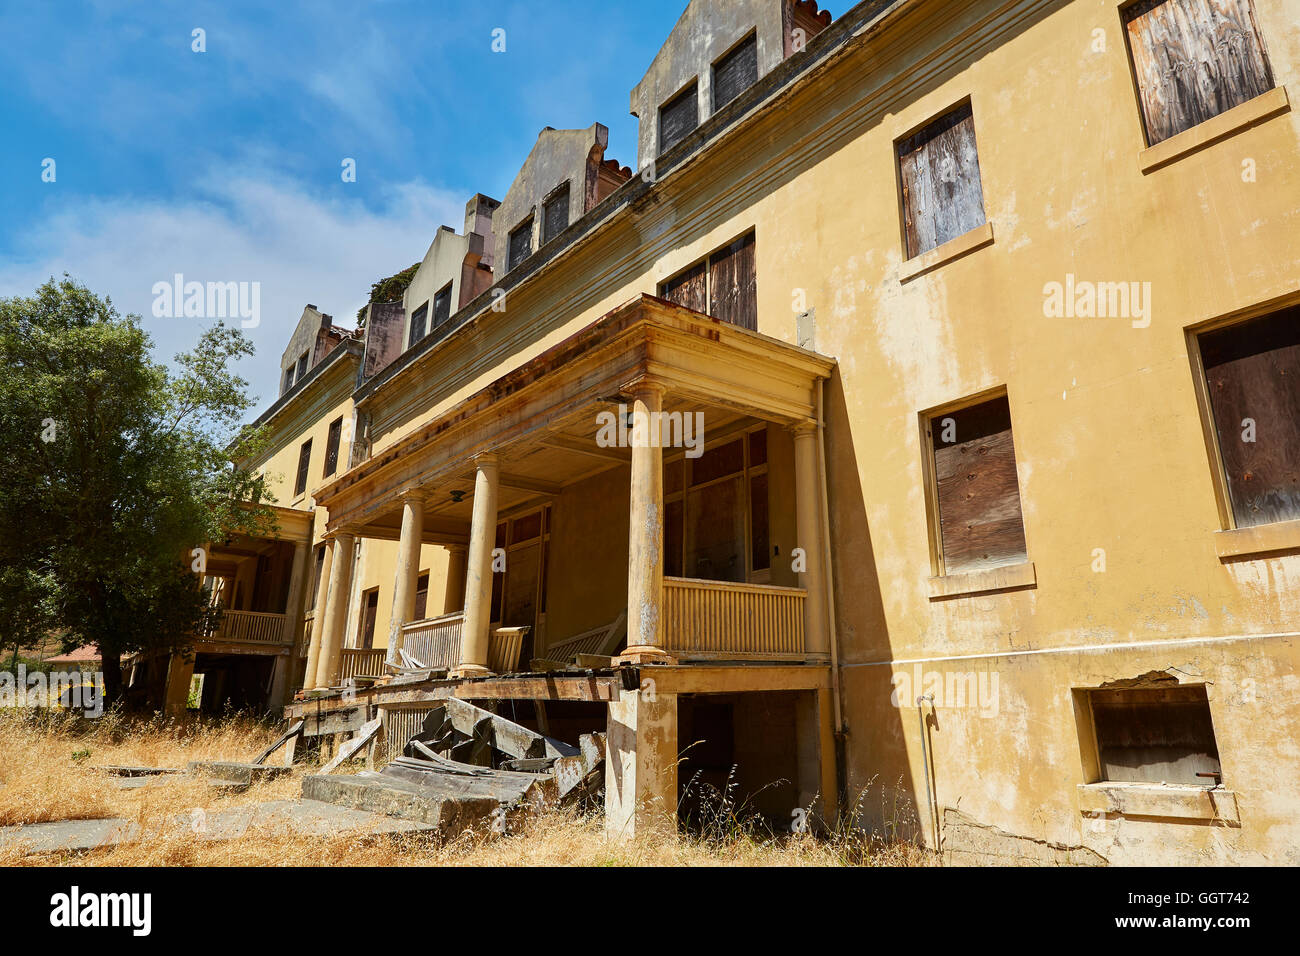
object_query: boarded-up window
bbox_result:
[1124,0,1274,147]
[930,395,1027,573]
[659,81,699,154]
[295,352,309,382]
[408,302,428,348]
[322,416,343,478]
[708,233,757,331]
[542,183,570,245]
[898,102,987,259]
[659,261,707,313]
[1199,306,1300,528]
[294,439,312,497]
[432,283,452,331]
[1089,685,1221,785]
[413,572,429,622]
[281,366,295,395]
[508,217,533,272]
[658,232,757,330]
[713,33,758,112]
[358,588,379,649]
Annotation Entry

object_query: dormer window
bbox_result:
[408,301,428,348]
[659,81,699,154]
[712,33,758,112]
[542,183,571,245]
[508,216,534,272]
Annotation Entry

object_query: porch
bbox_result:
[307,293,836,688]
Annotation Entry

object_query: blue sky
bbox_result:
[0,0,684,406]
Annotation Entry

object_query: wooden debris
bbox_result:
[320,717,381,774]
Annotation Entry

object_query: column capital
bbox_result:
[622,375,668,402]
[473,452,500,470]
[397,486,427,505]
[787,421,818,438]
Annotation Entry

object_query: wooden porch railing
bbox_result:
[398,613,525,672]
[207,609,289,644]
[400,612,465,669]
[662,576,809,660]
[339,648,387,681]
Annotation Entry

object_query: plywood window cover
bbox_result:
[896,100,988,261]
[1122,0,1276,149]
[919,388,1033,588]
[659,80,700,155]
[542,183,571,246]
[658,230,757,330]
[712,31,759,113]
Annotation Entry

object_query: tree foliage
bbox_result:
[0,277,275,705]
[355,262,420,325]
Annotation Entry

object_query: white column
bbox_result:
[454,455,499,677]
[619,381,674,664]
[386,492,425,667]
[315,532,356,688]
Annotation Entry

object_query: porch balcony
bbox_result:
[308,293,836,687]
[206,609,290,645]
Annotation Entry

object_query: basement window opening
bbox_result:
[1087,684,1222,787]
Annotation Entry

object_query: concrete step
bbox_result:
[187,761,292,786]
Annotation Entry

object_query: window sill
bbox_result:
[899,221,994,283]
[1139,86,1290,174]
[928,560,1036,600]
[1215,517,1300,560]
[1077,782,1239,824]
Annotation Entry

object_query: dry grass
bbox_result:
[0,709,933,867]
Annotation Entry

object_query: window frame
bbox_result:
[293,438,313,499]
[541,182,571,246]
[322,416,343,478]
[711,30,759,113]
[408,301,429,349]
[894,98,988,262]
[663,423,770,586]
[657,229,757,330]
[1185,295,1300,533]
[1119,0,1276,149]
[508,216,534,272]
[918,386,1030,579]
[658,79,700,155]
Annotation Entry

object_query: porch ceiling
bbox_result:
[315,293,835,539]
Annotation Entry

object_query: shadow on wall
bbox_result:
[823,364,926,842]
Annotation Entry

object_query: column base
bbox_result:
[615,645,678,665]
[450,664,493,679]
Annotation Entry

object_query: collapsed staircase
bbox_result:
[300,698,605,834]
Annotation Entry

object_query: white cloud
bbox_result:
[0,169,463,409]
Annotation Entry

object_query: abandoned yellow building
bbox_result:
[170,0,1300,864]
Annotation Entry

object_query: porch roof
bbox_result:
[313,294,835,541]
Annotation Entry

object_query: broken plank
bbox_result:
[320,718,382,774]
[253,720,305,765]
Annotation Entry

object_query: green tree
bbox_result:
[0,277,274,706]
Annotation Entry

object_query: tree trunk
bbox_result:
[100,646,123,709]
